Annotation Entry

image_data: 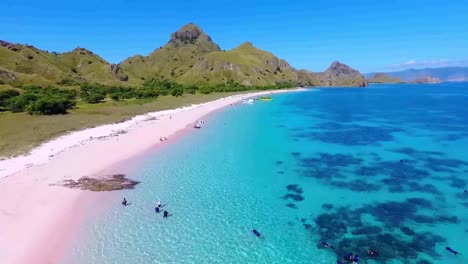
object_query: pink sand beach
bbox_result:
[0,89,304,264]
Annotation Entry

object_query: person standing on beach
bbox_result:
[122,198,128,206]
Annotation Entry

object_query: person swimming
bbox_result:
[367,248,378,257]
[336,261,344,264]
[163,210,169,218]
[155,206,160,213]
[352,254,359,263]
[344,253,354,261]
[252,229,261,237]
[446,246,462,255]
[157,200,161,208]
[122,198,128,206]
[322,241,334,249]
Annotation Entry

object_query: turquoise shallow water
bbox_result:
[65,83,468,264]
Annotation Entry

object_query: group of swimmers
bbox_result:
[154,200,169,218]
[121,198,169,218]
[322,241,462,263]
[159,137,168,141]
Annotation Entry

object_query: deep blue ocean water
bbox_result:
[64,83,468,264]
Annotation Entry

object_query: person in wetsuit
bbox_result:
[122,198,128,206]
[163,210,169,218]
[352,254,359,263]
[155,206,160,213]
[344,253,354,261]
[446,247,462,255]
[367,248,378,257]
[252,229,261,237]
[322,241,334,249]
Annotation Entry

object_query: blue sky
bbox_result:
[1,0,467,73]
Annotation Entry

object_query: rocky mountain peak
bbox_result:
[167,23,220,51]
[325,61,359,76]
[0,40,13,48]
[170,23,207,44]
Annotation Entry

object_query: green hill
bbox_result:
[0,23,367,88]
[119,23,221,83]
[0,41,127,87]
[177,42,305,86]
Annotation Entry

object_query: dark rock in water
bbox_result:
[351,226,382,235]
[312,200,447,262]
[436,215,458,224]
[276,160,284,165]
[400,226,417,236]
[277,171,285,175]
[291,152,301,157]
[408,182,441,195]
[282,193,304,201]
[321,203,334,210]
[286,184,303,193]
[57,174,139,191]
[413,215,435,224]
[448,176,466,188]
[330,179,381,192]
[417,260,433,264]
[300,218,307,223]
[406,198,433,209]
[303,223,312,229]
[410,233,445,256]
[286,203,298,209]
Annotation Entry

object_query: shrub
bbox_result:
[28,96,76,115]
[0,89,20,107]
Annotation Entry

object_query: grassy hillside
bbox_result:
[0,41,127,87]
[178,42,304,86]
[1,23,367,88]
[120,23,221,83]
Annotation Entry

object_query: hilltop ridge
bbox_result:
[0,23,367,88]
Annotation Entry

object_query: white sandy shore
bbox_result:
[0,88,304,264]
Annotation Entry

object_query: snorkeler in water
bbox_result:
[252,229,261,237]
[322,241,334,249]
[344,253,354,261]
[446,246,462,255]
[367,248,378,257]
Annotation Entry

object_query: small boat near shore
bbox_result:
[242,98,255,104]
[259,97,273,101]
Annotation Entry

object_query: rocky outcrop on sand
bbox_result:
[57,174,140,191]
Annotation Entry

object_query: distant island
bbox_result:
[0,23,366,88]
[367,73,403,84]
[365,67,468,84]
